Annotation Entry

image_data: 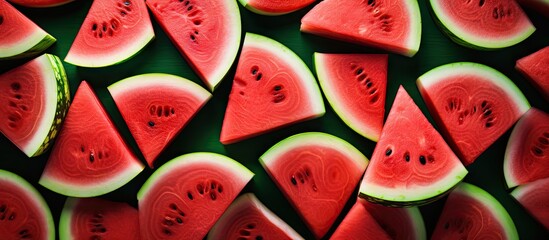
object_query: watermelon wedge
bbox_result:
[208,193,303,240]
[314,53,387,142]
[8,0,73,7]
[259,132,368,239]
[301,0,422,57]
[108,73,211,168]
[359,86,467,206]
[0,169,55,240]
[0,0,56,60]
[361,199,426,240]
[238,0,314,15]
[504,108,549,188]
[330,199,391,240]
[511,178,549,231]
[432,182,518,239]
[428,0,535,49]
[39,81,144,197]
[59,197,140,240]
[64,0,154,67]
[0,54,70,157]
[146,0,241,91]
[417,62,531,166]
[515,46,549,101]
[137,152,254,240]
[220,33,325,144]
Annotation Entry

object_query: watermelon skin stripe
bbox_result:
[0,33,56,60]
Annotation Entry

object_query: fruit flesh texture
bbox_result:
[515,46,549,101]
[8,0,74,7]
[239,0,314,15]
[511,178,549,231]
[330,198,391,240]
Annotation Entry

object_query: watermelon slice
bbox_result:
[238,0,314,15]
[359,86,467,206]
[504,108,549,188]
[220,33,325,144]
[137,152,254,240]
[0,54,70,157]
[432,182,518,239]
[64,0,154,67]
[59,197,139,240]
[516,46,549,101]
[39,81,144,197]
[259,132,368,239]
[0,0,56,60]
[428,0,535,49]
[361,199,426,240]
[417,62,531,166]
[0,169,54,240]
[8,0,73,7]
[301,0,422,57]
[511,178,549,230]
[146,0,241,90]
[314,53,387,142]
[108,73,211,168]
[208,193,303,240]
[330,199,391,240]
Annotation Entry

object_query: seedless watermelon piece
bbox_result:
[330,198,391,240]
[301,0,421,57]
[108,73,211,168]
[0,169,55,240]
[146,0,241,91]
[361,199,426,240]
[515,46,549,101]
[59,197,140,240]
[238,0,314,16]
[0,0,56,59]
[220,33,325,144]
[0,54,70,157]
[40,81,144,197]
[8,0,73,7]
[64,0,154,67]
[428,0,535,49]
[417,62,531,166]
[208,193,303,240]
[137,152,254,240]
[511,178,549,230]
[432,182,518,239]
[314,53,387,142]
[360,86,467,206]
[504,108,549,188]
[260,132,368,239]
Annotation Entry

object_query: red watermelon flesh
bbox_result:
[208,193,303,240]
[432,182,518,239]
[108,73,211,168]
[504,108,549,188]
[8,0,73,7]
[360,86,467,206]
[511,178,549,231]
[260,132,369,239]
[137,152,254,240]
[59,197,140,240]
[516,46,549,101]
[146,0,241,90]
[330,198,390,240]
[220,33,325,144]
[361,199,426,240]
[301,0,421,57]
[314,53,387,142]
[417,62,530,166]
[0,169,54,240]
[238,0,314,15]
[39,81,144,197]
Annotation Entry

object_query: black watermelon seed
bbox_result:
[187,192,193,200]
[256,236,263,240]
[176,218,183,224]
[0,15,3,25]
[148,121,155,127]
[290,176,297,185]
[89,153,95,163]
[356,68,363,75]
[385,148,392,156]
[247,223,256,229]
[404,153,410,162]
[274,85,282,91]
[419,156,426,165]
[210,192,216,200]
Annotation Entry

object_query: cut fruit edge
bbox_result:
[0,30,55,60]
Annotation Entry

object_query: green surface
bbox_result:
[1,0,548,239]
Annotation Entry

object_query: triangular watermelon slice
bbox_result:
[361,198,426,240]
[0,0,56,60]
[359,86,467,206]
[314,53,387,142]
[146,0,241,91]
[330,198,391,240]
[64,0,155,67]
[516,46,549,101]
[301,0,421,57]
[39,81,144,197]
[220,33,325,144]
[108,73,211,168]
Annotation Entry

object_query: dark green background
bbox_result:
[1,0,548,239]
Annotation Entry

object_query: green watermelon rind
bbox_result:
[0,32,56,60]
[510,178,549,229]
[0,169,55,240]
[208,193,304,240]
[137,152,254,201]
[428,0,536,50]
[58,197,77,240]
[405,207,427,240]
